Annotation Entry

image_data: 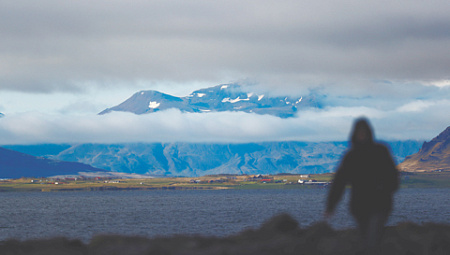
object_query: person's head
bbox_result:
[350,117,374,147]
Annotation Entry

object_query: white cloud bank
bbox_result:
[1,98,449,145]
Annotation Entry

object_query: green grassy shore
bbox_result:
[0,171,449,192]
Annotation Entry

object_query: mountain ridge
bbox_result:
[0,147,107,178]
[99,84,321,118]
[7,141,423,177]
[398,126,450,172]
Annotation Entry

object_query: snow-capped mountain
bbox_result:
[99,84,321,118]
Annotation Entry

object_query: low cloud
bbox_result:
[1,98,449,145]
[0,81,448,145]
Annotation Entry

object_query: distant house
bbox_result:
[247,174,271,181]
[299,179,330,186]
[94,177,113,181]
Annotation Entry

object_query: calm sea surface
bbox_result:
[0,188,448,242]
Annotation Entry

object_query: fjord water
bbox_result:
[0,188,448,242]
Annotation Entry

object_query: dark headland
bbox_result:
[1,214,448,255]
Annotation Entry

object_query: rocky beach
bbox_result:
[1,214,448,255]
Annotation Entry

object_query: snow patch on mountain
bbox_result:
[149,101,160,109]
[222,97,250,103]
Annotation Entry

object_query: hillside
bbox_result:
[0,147,107,178]
[7,141,422,177]
[398,126,450,172]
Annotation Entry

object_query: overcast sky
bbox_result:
[0,0,449,144]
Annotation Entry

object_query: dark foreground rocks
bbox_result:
[1,214,449,255]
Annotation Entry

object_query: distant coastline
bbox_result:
[1,171,449,192]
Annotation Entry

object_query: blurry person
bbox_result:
[325,117,399,250]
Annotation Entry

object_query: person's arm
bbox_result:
[382,146,399,193]
[325,155,349,215]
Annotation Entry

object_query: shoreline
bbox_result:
[0,171,449,192]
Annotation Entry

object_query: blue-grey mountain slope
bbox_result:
[99,84,322,118]
[3,144,71,158]
[0,147,107,178]
[21,141,422,177]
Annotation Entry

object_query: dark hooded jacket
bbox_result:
[326,119,399,216]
